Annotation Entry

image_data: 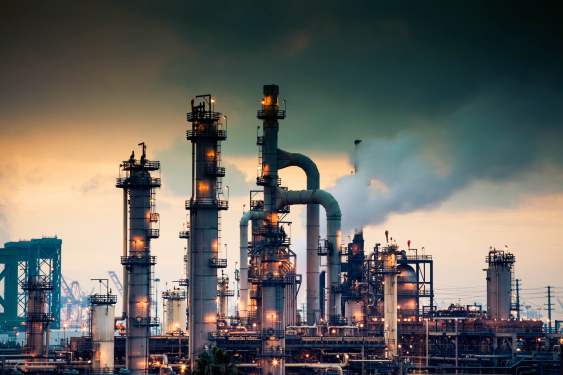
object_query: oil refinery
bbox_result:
[0,85,561,374]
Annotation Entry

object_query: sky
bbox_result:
[1,1,563,320]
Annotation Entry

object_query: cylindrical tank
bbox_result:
[163,289,187,335]
[91,297,116,373]
[397,264,417,317]
[486,250,515,320]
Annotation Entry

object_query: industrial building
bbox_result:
[0,85,560,374]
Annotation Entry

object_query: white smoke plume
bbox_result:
[331,88,563,231]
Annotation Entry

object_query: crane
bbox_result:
[108,271,123,296]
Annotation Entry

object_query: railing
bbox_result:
[146,229,160,238]
[260,273,293,285]
[179,230,190,239]
[162,290,186,299]
[26,313,55,322]
[150,213,160,223]
[185,198,229,210]
[120,160,160,171]
[132,316,160,327]
[89,294,118,305]
[250,200,264,210]
[257,108,286,120]
[187,110,221,122]
[116,176,161,188]
[256,175,281,186]
[121,255,157,266]
[217,289,235,297]
[317,240,329,256]
[256,136,264,145]
[209,257,227,268]
[22,279,53,290]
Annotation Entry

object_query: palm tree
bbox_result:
[192,346,238,375]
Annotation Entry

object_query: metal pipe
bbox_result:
[286,363,344,375]
[276,188,342,322]
[277,148,320,325]
[116,188,128,322]
[239,210,266,321]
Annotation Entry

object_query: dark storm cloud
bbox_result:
[2,0,563,227]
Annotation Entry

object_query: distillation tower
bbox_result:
[186,95,228,367]
[253,85,293,375]
[116,144,161,374]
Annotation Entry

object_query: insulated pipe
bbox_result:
[116,189,128,322]
[276,188,342,322]
[239,210,266,321]
[277,149,320,324]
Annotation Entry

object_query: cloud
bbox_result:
[331,86,563,230]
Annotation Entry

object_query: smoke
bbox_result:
[331,87,563,231]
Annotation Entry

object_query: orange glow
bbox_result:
[270,213,278,225]
[197,181,209,194]
[211,239,218,252]
[206,149,216,159]
[263,164,269,174]
[263,96,274,106]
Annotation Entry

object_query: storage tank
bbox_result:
[397,263,417,317]
[90,293,117,373]
[486,249,515,320]
[162,288,187,335]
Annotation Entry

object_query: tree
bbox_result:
[192,346,238,375]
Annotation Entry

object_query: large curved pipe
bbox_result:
[239,210,266,320]
[276,188,342,322]
[277,149,320,324]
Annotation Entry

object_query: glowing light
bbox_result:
[197,181,209,194]
[272,358,279,366]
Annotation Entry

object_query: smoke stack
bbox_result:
[353,139,362,174]
[385,230,389,243]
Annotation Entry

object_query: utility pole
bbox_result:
[515,279,520,320]
[546,286,553,333]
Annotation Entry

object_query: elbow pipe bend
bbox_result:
[277,149,320,190]
[240,210,266,227]
[276,188,341,219]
